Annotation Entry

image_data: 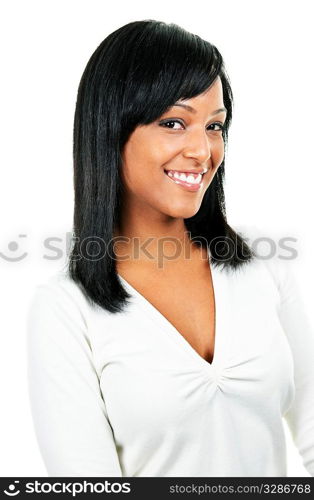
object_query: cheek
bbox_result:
[212,138,225,169]
[140,136,179,169]
[122,137,178,183]
[120,146,160,196]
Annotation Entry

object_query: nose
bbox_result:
[182,127,211,163]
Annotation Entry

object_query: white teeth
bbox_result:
[166,170,203,184]
[186,173,202,184]
[186,174,194,183]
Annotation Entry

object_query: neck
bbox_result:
[114,210,198,271]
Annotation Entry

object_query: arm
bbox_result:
[238,223,314,475]
[273,260,314,476]
[26,280,123,477]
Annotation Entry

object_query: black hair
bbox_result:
[66,19,256,313]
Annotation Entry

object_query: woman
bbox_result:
[26,20,314,477]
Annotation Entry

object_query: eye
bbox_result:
[159,119,184,130]
[207,122,225,132]
[158,119,226,132]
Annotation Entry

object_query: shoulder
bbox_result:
[26,270,91,332]
[232,222,298,298]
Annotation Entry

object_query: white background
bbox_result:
[0,0,313,476]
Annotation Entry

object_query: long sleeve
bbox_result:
[261,253,314,476]
[276,261,314,476]
[26,280,123,477]
[237,223,314,476]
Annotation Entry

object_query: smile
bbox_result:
[164,169,207,192]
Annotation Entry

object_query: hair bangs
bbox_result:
[119,21,223,145]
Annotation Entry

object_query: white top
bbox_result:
[26,225,314,477]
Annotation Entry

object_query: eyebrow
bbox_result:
[172,103,227,115]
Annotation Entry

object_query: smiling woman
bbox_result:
[26,19,314,478]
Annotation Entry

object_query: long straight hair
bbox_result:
[67,20,256,313]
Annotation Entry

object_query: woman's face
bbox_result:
[120,76,227,220]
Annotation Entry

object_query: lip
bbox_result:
[164,168,208,175]
[164,170,204,192]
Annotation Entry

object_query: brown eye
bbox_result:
[207,122,225,131]
[159,119,184,130]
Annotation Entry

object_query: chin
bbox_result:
[166,203,202,220]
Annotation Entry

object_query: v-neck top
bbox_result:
[26,224,314,477]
